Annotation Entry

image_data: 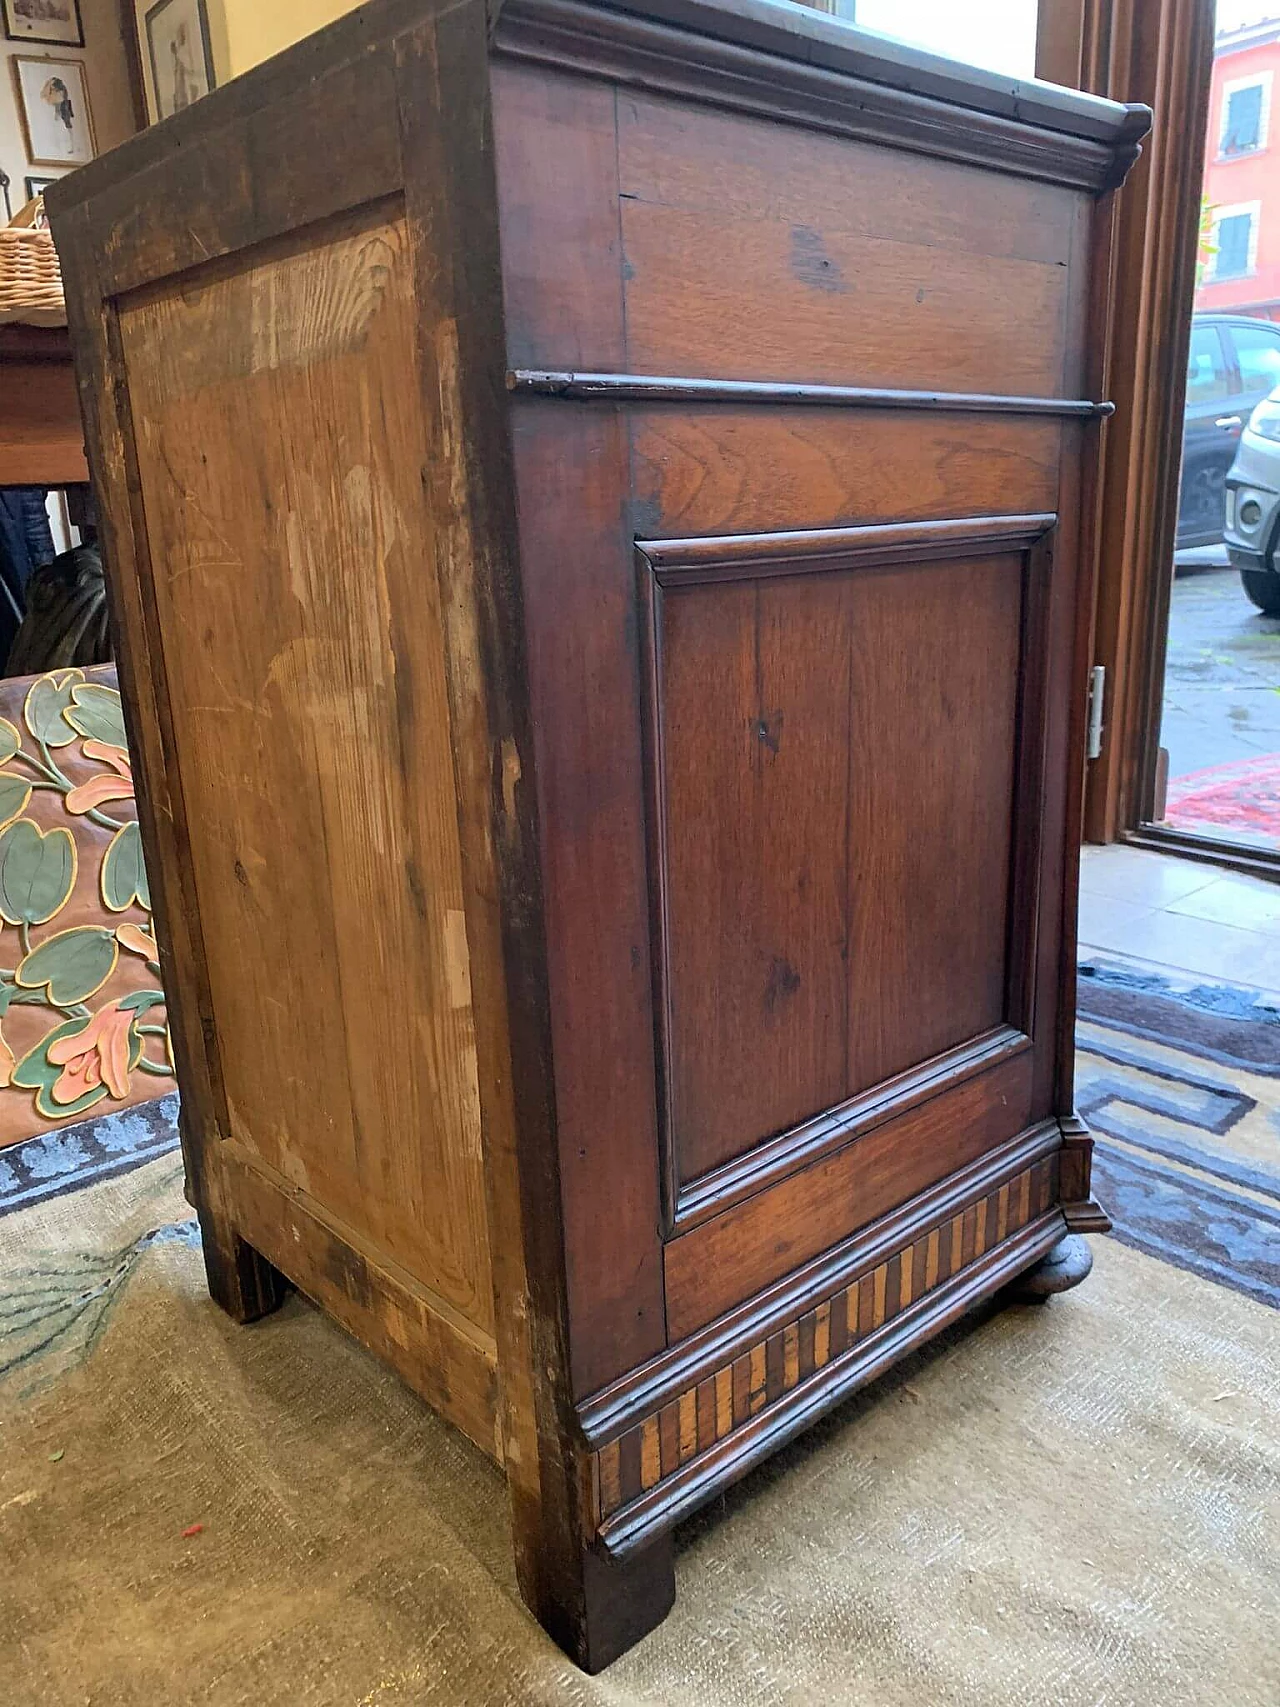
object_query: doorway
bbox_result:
[1144,9,1280,863]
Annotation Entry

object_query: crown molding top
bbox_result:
[46,0,1152,228]
[491,0,1151,192]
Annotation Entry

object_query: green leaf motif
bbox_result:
[0,773,32,829]
[23,669,84,748]
[15,926,119,1006]
[101,820,149,912]
[0,718,21,765]
[64,683,128,749]
[0,820,77,925]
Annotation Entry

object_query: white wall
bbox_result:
[854,0,1039,80]
[1,0,136,218]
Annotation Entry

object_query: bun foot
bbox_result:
[1004,1234,1094,1305]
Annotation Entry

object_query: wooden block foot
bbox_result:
[523,1533,676,1673]
[575,1538,677,1673]
[198,1213,290,1325]
[1003,1233,1094,1304]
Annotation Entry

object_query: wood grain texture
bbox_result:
[594,1152,1062,1550]
[1074,0,1216,850]
[491,60,625,371]
[664,1051,1035,1338]
[117,207,495,1333]
[0,328,89,486]
[620,197,1069,395]
[616,92,1079,270]
[510,400,667,1397]
[629,410,1062,535]
[647,541,1026,1191]
[46,0,1146,1672]
[580,1121,1059,1431]
[224,1143,501,1458]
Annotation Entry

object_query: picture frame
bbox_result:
[1,0,84,48]
[144,0,215,123]
[11,55,95,168]
[25,172,59,200]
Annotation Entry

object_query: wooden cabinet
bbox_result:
[47,0,1148,1670]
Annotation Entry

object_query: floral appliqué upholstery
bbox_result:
[0,665,175,1147]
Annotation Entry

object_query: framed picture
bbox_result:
[1,0,84,48]
[11,56,95,167]
[144,0,214,122]
[25,172,59,200]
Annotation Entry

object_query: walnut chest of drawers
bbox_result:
[47,0,1148,1670]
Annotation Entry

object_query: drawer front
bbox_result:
[496,63,1083,396]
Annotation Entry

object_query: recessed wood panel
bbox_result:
[117,208,494,1333]
[649,546,1025,1190]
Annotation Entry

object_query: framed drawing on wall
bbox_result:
[2,1,84,48]
[11,56,95,167]
[144,0,214,122]
[25,172,59,199]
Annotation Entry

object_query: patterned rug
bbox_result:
[1077,960,1279,1308]
[1163,753,1280,848]
[1,970,1277,1704]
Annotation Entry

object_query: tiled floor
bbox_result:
[1079,843,1280,997]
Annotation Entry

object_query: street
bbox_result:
[1159,548,1280,848]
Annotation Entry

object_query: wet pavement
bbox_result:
[1158,547,1280,781]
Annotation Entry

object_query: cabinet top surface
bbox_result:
[47,0,1149,224]
[501,0,1146,143]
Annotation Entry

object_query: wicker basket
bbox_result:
[0,198,66,328]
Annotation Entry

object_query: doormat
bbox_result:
[1076,959,1279,1308]
[1163,752,1280,847]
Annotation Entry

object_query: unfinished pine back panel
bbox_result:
[49,0,1147,1672]
[116,208,493,1338]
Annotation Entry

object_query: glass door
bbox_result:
[1146,3,1280,862]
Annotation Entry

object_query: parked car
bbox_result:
[1179,313,1280,549]
[1225,384,1280,614]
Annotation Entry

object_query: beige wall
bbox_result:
[210,0,364,81]
[1,0,136,214]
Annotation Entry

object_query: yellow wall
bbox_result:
[210,0,365,81]
[1,0,137,213]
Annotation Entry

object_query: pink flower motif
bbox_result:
[46,999,133,1105]
[65,741,135,816]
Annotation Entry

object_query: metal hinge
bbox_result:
[1086,665,1106,761]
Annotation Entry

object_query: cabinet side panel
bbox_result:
[116,205,494,1334]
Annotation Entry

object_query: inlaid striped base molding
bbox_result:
[592,1153,1060,1551]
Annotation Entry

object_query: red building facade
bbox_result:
[1196,13,1280,322]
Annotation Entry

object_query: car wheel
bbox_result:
[1240,567,1280,616]
[1184,463,1225,542]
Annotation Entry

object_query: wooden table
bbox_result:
[0,323,88,487]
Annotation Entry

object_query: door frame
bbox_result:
[1036,0,1280,882]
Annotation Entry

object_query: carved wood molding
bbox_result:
[579,1118,1061,1440]
[1058,1110,1113,1233]
[638,512,1058,587]
[669,1027,1030,1235]
[508,371,1114,418]
[492,0,1149,192]
[588,1152,1064,1555]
